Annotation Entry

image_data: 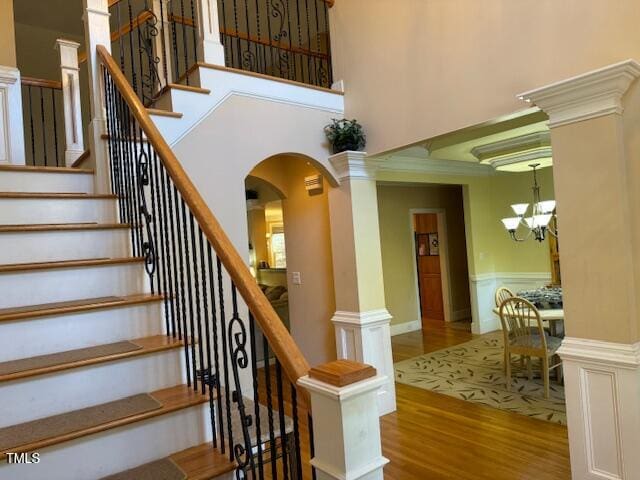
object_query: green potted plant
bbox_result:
[324,118,366,154]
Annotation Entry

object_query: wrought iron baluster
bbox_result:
[262,337,278,479]
[174,184,192,384]
[228,283,257,478]
[216,256,235,462]
[308,414,316,480]
[179,0,189,82]
[275,361,290,480]
[52,89,60,166]
[290,384,302,480]
[180,198,199,389]
[39,87,47,166]
[207,244,226,452]
[189,212,206,392]
[249,313,265,480]
[199,229,218,446]
[159,164,178,337]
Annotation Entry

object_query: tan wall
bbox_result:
[377,184,471,326]
[250,156,337,366]
[0,0,16,67]
[329,0,640,154]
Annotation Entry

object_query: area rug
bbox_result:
[394,332,566,424]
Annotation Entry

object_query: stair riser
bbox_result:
[0,349,186,427]
[0,302,164,362]
[0,171,93,193]
[0,198,117,224]
[0,229,130,264]
[0,404,215,480]
[0,263,147,309]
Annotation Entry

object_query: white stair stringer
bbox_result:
[0,349,185,427]
[151,65,344,146]
[0,403,215,480]
[0,261,148,309]
[0,228,130,264]
[0,197,117,224]
[0,301,164,361]
[0,170,93,193]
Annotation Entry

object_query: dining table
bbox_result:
[492,306,564,337]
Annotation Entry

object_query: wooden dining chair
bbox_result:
[499,297,563,399]
[494,286,514,308]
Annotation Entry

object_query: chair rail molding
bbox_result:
[558,337,640,479]
[518,59,640,128]
[0,66,26,165]
[331,309,396,416]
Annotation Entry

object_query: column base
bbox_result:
[331,309,396,415]
[558,337,640,479]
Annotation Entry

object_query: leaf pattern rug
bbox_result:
[394,332,566,424]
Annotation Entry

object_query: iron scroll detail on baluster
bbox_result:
[228,286,257,478]
[136,145,158,287]
[137,1,162,105]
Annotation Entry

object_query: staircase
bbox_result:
[0,163,236,479]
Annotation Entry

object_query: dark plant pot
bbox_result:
[332,142,362,154]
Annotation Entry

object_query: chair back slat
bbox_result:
[499,297,546,350]
[495,286,514,308]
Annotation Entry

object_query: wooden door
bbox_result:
[414,213,444,323]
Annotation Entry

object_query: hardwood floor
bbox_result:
[385,320,571,479]
[255,319,571,479]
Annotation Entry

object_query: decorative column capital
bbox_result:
[329,150,376,182]
[518,59,640,128]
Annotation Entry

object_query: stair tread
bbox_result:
[0,335,183,382]
[165,83,210,95]
[0,293,163,322]
[0,385,210,458]
[0,165,93,174]
[0,222,130,233]
[0,192,117,199]
[170,443,236,479]
[0,256,144,273]
[147,108,184,118]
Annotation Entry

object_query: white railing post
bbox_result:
[196,0,226,65]
[0,66,25,165]
[82,0,112,192]
[298,360,389,480]
[152,0,174,85]
[56,39,84,166]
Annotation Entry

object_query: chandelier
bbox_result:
[501,163,557,242]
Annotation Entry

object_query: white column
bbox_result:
[82,0,112,193]
[56,39,84,166]
[0,66,25,165]
[152,0,174,85]
[519,59,640,480]
[196,0,226,65]
[298,360,389,480]
[328,151,396,416]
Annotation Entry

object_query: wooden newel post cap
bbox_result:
[308,359,377,387]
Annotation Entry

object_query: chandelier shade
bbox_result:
[501,164,557,242]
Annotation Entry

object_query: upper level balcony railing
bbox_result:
[217,0,334,89]
[84,0,334,106]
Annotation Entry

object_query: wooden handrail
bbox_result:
[96,45,310,386]
[21,76,63,90]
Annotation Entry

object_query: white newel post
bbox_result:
[83,0,112,193]
[56,39,84,166]
[196,0,226,65]
[0,66,26,165]
[327,151,396,416]
[298,360,389,480]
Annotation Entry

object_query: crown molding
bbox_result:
[374,155,492,177]
[518,59,640,128]
[329,151,376,181]
[0,66,19,85]
[487,146,553,171]
[471,131,550,161]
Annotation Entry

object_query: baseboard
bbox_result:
[390,320,421,336]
